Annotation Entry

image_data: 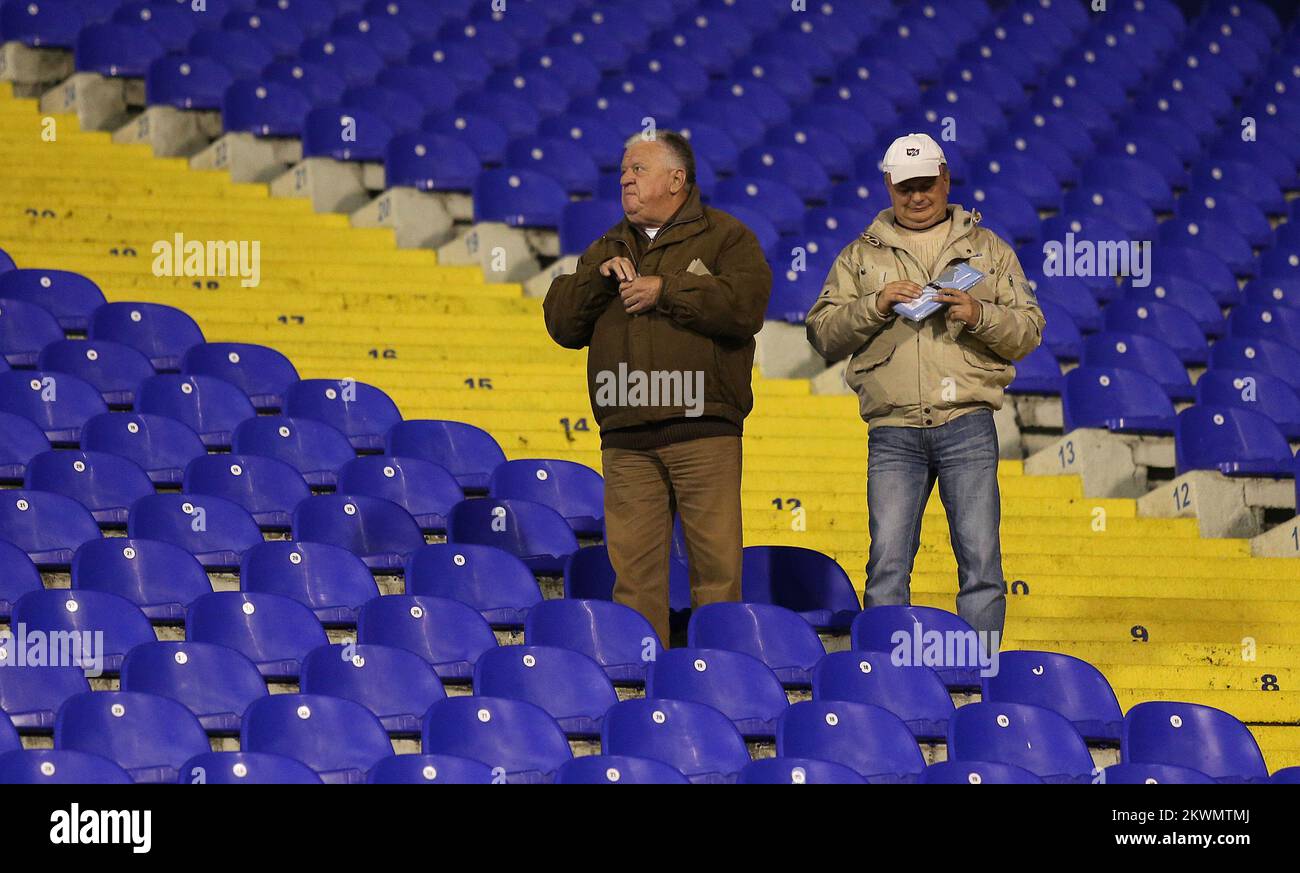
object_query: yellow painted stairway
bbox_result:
[2,82,1297,768]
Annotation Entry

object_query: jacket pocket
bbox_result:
[960,342,1010,371]
[848,337,898,419]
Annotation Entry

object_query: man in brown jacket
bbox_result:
[544,131,772,647]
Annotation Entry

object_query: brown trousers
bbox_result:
[601,436,744,646]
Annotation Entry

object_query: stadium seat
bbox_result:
[89,302,204,371]
[740,545,861,630]
[80,412,206,487]
[473,167,569,228]
[1101,763,1216,785]
[242,694,394,783]
[737,757,868,785]
[221,78,313,137]
[948,701,1095,784]
[473,645,617,736]
[0,411,50,483]
[0,268,105,331]
[231,415,357,488]
[1173,405,1295,478]
[184,454,312,531]
[0,369,108,444]
[385,420,506,492]
[54,691,209,783]
[556,754,690,785]
[0,489,102,567]
[850,605,987,689]
[145,54,234,110]
[0,538,43,619]
[0,664,90,732]
[601,698,749,784]
[366,753,495,785]
[562,543,691,615]
[284,379,402,451]
[1103,299,1209,366]
[447,497,579,574]
[982,651,1124,743]
[292,494,425,571]
[688,602,825,686]
[24,449,153,526]
[812,650,955,742]
[646,647,788,739]
[181,343,299,411]
[1270,767,1300,785]
[524,598,661,683]
[1080,332,1194,403]
[300,643,446,735]
[776,700,927,783]
[0,297,65,367]
[488,459,604,536]
[136,374,256,450]
[1195,370,1300,441]
[127,493,264,569]
[919,760,1045,785]
[71,538,212,622]
[404,542,542,627]
[1209,337,1300,398]
[356,594,497,681]
[0,0,85,48]
[177,751,323,785]
[37,339,156,407]
[422,696,572,784]
[240,540,379,626]
[119,641,268,734]
[185,591,328,680]
[0,749,132,785]
[1122,701,1269,783]
[336,455,464,532]
[1061,367,1177,435]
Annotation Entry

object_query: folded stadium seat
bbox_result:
[733,52,815,107]
[0,663,89,732]
[127,493,264,569]
[187,26,276,79]
[711,177,804,237]
[1266,227,1300,274]
[186,591,328,680]
[737,757,867,785]
[300,643,445,735]
[37,338,155,407]
[183,454,311,531]
[119,641,268,734]
[964,183,1040,247]
[80,411,206,487]
[111,0,197,52]
[24,449,153,527]
[1272,767,1300,785]
[72,537,211,623]
[948,701,1095,784]
[180,342,299,412]
[242,693,393,783]
[88,302,204,372]
[1045,63,1127,115]
[777,700,927,784]
[471,167,568,228]
[645,647,787,740]
[811,651,955,743]
[537,114,623,174]
[376,61,462,112]
[516,45,601,97]
[284,378,402,452]
[802,206,865,247]
[1158,217,1255,280]
[1062,186,1157,240]
[0,369,107,444]
[1228,304,1300,350]
[645,21,735,78]
[1103,131,1188,189]
[1148,247,1240,310]
[74,21,165,78]
[1122,700,1269,783]
[739,545,859,631]
[1211,137,1294,193]
[0,489,101,567]
[232,415,357,488]
[405,542,542,627]
[571,2,657,53]
[342,84,425,137]
[421,109,508,164]
[557,200,626,261]
[1101,762,1216,785]
[356,594,497,681]
[0,249,13,273]
[367,753,494,785]
[0,749,132,785]
[221,78,314,137]
[385,131,479,192]
[0,538,42,619]
[828,176,893,219]
[5,275,88,348]
[1173,405,1295,479]
[473,645,617,737]
[456,87,541,140]
[440,17,522,70]
[601,698,748,784]
[624,48,709,103]
[493,67,573,118]
[1197,370,1300,441]
[736,145,832,205]
[0,0,84,48]
[222,6,305,57]
[1006,344,1062,396]
[298,33,384,86]
[407,37,493,94]
[1123,276,1224,339]
[504,135,600,197]
[832,57,921,112]
[969,153,1063,216]
[1080,332,1193,403]
[985,131,1077,191]
[1030,300,1081,363]
[556,754,690,785]
[761,121,856,182]
[301,104,395,162]
[688,602,825,687]
[258,0,333,39]
[1029,276,1101,335]
[422,696,571,784]
[982,651,1124,743]
[178,750,322,784]
[1061,366,1176,435]
[291,494,424,571]
[563,544,689,613]
[850,605,984,690]
[447,497,579,575]
[1101,299,1208,366]
[1209,336,1300,398]
[145,55,238,111]
[338,457,465,532]
[54,691,209,783]
[487,458,602,537]
[0,298,66,366]
[1078,155,1173,214]
[240,540,380,625]
[1191,159,1286,217]
[524,598,661,683]
[919,760,1044,785]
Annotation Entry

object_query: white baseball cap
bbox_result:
[881,133,947,184]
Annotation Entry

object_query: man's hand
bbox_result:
[875,280,925,316]
[620,275,663,315]
[935,287,983,327]
[600,256,638,284]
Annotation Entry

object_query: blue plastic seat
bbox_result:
[242,693,392,783]
[37,338,155,407]
[300,643,445,735]
[688,602,825,686]
[136,373,255,449]
[88,302,203,372]
[145,53,232,110]
[1061,366,1177,435]
[298,33,383,86]
[421,109,508,164]
[284,378,401,451]
[472,167,568,228]
[187,28,273,79]
[336,455,463,533]
[385,420,505,492]
[473,645,617,737]
[524,598,661,683]
[73,20,164,76]
[1270,766,1300,785]
[0,748,131,784]
[737,757,867,785]
[1124,276,1225,338]
[119,641,268,734]
[562,544,691,613]
[1080,332,1193,403]
[0,369,108,444]
[292,494,424,571]
[128,493,263,569]
[261,58,345,104]
[0,411,49,483]
[558,199,625,258]
[0,0,84,48]
[0,664,89,731]
[1101,762,1216,785]
[741,545,860,630]
[183,454,310,531]
[850,605,986,689]
[301,103,395,161]
[222,6,304,56]
[0,297,65,367]
[24,449,154,525]
[488,458,603,537]
[556,754,689,785]
[0,537,41,619]
[186,591,327,680]
[181,342,298,411]
[356,594,497,681]
[812,650,955,742]
[0,489,101,567]
[54,691,209,783]
[920,760,1045,784]
[447,497,579,574]
[1196,370,1300,441]
[1103,299,1208,366]
[983,651,1123,743]
[405,542,541,627]
[1209,337,1300,397]
[602,698,748,784]
[231,415,355,488]
[178,750,322,784]
[221,78,312,136]
[712,177,804,236]
[1174,405,1294,478]
[1228,304,1300,350]
[385,132,480,192]
[646,647,787,740]
[367,753,494,785]
[948,701,1095,783]
[777,699,926,783]
[375,62,462,114]
[240,540,379,626]
[342,84,423,135]
[422,696,570,784]
[1122,701,1268,783]
[80,412,204,487]
[71,537,211,622]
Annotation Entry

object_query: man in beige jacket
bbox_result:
[805,133,1045,642]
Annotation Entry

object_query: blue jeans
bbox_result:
[865,409,1007,636]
